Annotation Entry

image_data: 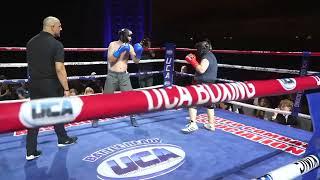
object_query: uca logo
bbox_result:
[277,78,296,91]
[83,138,186,180]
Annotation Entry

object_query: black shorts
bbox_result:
[189,79,216,109]
[29,79,63,99]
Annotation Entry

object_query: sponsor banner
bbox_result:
[196,114,307,156]
[311,76,320,85]
[19,97,83,128]
[83,138,186,179]
[1,75,320,133]
[163,43,175,87]
[142,82,256,111]
[276,78,296,91]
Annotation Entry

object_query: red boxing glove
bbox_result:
[185,53,199,69]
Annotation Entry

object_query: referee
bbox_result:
[26,16,77,160]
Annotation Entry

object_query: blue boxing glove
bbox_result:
[113,43,130,58]
[133,43,143,59]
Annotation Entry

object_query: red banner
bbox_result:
[0,76,319,133]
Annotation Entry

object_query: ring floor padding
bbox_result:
[0,108,316,180]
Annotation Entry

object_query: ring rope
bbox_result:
[175,72,194,77]
[176,60,319,75]
[0,47,108,52]
[216,78,237,83]
[228,101,311,119]
[256,155,320,180]
[174,48,320,57]
[2,59,317,76]
[1,46,319,179]
[176,72,311,119]
[1,51,319,178]
[1,47,320,56]
[218,64,319,75]
[0,84,164,104]
[0,67,312,120]
[0,47,166,52]
[0,71,232,84]
[0,75,319,133]
[0,71,164,84]
[175,72,310,118]
[0,59,165,68]
[0,47,316,121]
[175,72,243,83]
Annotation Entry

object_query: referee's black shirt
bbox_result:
[27,31,64,80]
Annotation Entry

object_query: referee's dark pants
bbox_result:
[26,79,68,154]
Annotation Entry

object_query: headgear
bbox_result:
[195,40,211,57]
[118,28,132,43]
[141,37,151,47]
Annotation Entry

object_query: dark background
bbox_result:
[152,0,319,51]
[0,1,106,47]
[0,0,319,50]
[0,0,319,79]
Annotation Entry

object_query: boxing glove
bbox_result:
[113,43,130,58]
[185,53,199,68]
[134,43,143,59]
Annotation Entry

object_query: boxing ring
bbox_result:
[0,46,320,180]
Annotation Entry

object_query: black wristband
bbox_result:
[64,89,69,91]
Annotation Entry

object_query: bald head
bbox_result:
[43,16,60,28]
[42,16,62,37]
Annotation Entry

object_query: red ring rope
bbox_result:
[1,47,320,56]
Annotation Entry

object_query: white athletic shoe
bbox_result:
[181,122,198,133]
[204,123,215,131]
[26,150,42,161]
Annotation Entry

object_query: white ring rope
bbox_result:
[0,57,314,121]
[0,71,164,83]
[218,63,319,75]
[216,78,237,83]
[175,72,310,119]
[175,72,238,83]
[176,60,319,75]
[0,84,164,104]
[228,100,311,119]
[1,59,318,75]
[175,72,194,77]
[0,59,165,68]
[1,57,312,121]
[1,47,318,179]
[256,155,320,180]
